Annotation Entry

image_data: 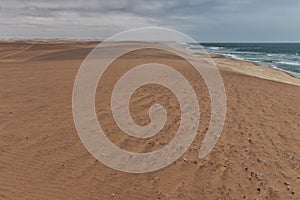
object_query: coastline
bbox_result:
[212,51,300,78]
[209,52,300,87]
[199,43,300,79]
[180,42,300,86]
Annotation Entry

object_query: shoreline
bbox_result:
[207,52,300,87]
[181,42,300,83]
[212,52,300,79]
[179,43,300,87]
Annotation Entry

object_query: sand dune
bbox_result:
[0,42,299,199]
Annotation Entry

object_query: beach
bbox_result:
[0,41,299,199]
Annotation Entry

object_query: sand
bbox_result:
[0,41,299,199]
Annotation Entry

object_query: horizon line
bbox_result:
[0,37,299,43]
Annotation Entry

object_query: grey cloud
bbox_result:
[0,0,299,41]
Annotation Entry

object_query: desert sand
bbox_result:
[0,41,299,199]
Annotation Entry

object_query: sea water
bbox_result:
[187,43,300,78]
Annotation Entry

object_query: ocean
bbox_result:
[186,43,300,78]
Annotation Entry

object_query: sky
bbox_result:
[1,0,300,42]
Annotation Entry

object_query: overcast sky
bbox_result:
[1,0,300,42]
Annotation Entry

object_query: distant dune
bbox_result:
[0,38,101,44]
